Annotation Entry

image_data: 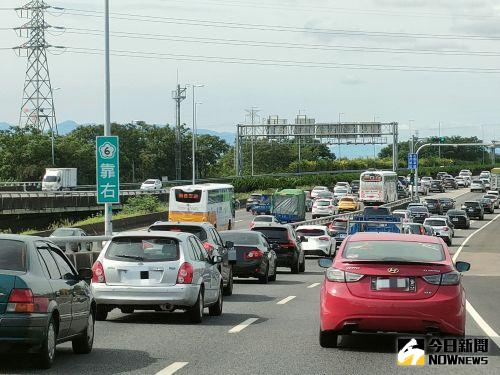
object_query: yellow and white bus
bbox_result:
[168,183,235,230]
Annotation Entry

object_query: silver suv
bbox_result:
[91,231,224,323]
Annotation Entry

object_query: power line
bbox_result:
[64,47,500,74]
[62,27,500,57]
[56,7,500,42]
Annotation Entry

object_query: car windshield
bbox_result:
[252,227,288,242]
[332,220,347,229]
[220,232,260,245]
[334,188,347,193]
[51,228,77,236]
[424,219,447,226]
[464,202,480,207]
[0,240,27,271]
[249,194,261,200]
[149,224,208,241]
[343,240,445,262]
[472,180,482,184]
[340,198,354,203]
[43,175,58,182]
[363,207,390,216]
[254,216,273,222]
[106,237,180,262]
[296,228,326,237]
[313,186,327,191]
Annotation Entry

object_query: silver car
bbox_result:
[295,225,335,256]
[91,231,224,323]
[423,217,454,246]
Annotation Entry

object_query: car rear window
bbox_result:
[447,210,465,216]
[332,220,347,229]
[340,198,354,203]
[316,200,330,206]
[408,206,428,213]
[464,202,480,207]
[253,216,273,222]
[424,219,447,226]
[51,228,77,236]
[0,240,27,271]
[363,207,390,216]
[149,224,208,241]
[296,229,326,237]
[343,240,444,262]
[220,232,260,245]
[252,227,288,242]
[106,237,180,262]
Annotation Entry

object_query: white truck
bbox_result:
[42,168,78,191]
[491,168,500,191]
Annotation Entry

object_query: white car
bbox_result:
[420,176,432,187]
[411,182,428,195]
[455,176,467,187]
[479,171,491,180]
[295,225,335,256]
[140,179,163,190]
[393,209,412,223]
[312,199,336,219]
[459,169,472,177]
[334,182,351,193]
[481,178,491,190]
[470,179,486,192]
[250,215,280,228]
[423,217,454,246]
[333,186,349,199]
[311,186,329,199]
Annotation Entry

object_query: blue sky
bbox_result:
[1,0,500,146]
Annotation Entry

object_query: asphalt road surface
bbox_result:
[2,188,499,374]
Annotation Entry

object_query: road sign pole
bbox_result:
[104,0,112,235]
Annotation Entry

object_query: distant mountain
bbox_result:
[57,120,79,135]
[0,122,12,130]
[198,128,236,145]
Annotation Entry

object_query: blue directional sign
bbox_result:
[407,153,418,170]
[96,136,120,204]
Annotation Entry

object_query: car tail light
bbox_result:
[7,289,35,313]
[203,241,215,253]
[442,227,449,231]
[423,271,460,285]
[244,249,264,260]
[325,267,364,283]
[177,262,194,284]
[318,236,330,241]
[92,261,106,283]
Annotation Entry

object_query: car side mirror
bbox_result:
[225,241,234,249]
[211,255,223,264]
[318,258,333,268]
[455,261,470,273]
[78,268,93,282]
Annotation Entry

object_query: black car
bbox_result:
[0,235,95,369]
[442,177,458,189]
[407,206,430,223]
[462,201,484,220]
[438,197,455,213]
[148,221,234,295]
[429,180,445,193]
[327,218,348,249]
[446,209,470,229]
[477,198,494,214]
[350,180,360,194]
[251,224,306,274]
[362,206,391,217]
[397,183,409,199]
[246,193,263,211]
[424,198,443,215]
[220,230,278,283]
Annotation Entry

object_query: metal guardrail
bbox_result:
[49,236,111,269]
[291,197,414,228]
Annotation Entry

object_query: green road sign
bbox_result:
[96,136,120,204]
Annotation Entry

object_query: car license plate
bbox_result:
[452,218,459,221]
[371,277,415,292]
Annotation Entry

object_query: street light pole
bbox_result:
[189,84,204,185]
[104,0,112,236]
[338,112,344,159]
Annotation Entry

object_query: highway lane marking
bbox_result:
[307,283,320,288]
[452,213,500,262]
[466,301,500,347]
[228,318,259,333]
[235,220,243,223]
[156,362,189,375]
[277,296,296,304]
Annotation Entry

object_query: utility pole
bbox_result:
[438,122,441,159]
[172,84,187,180]
[14,0,61,162]
[245,107,260,176]
[482,125,485,165]
[103,0,112,235]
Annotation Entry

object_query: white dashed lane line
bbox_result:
[228,318,259,333]
[277,296,296,305]
[307,283,320,288]
[156,362,189,375]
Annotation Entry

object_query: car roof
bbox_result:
[296,225,327,230]
[113,230,193,240]
[220,230,260,235]
[347,232,442,244]
[150,221,213,229]
[0,234,44,242]
[252,223,290,229]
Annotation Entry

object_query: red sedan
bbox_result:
[318,232,470,348]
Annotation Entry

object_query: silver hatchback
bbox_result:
[91,231,224,323]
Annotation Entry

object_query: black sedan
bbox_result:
[442,177,458,189]
[446,209,470,229]
[462,201,484,220]
[429,180,445,193]
[408,206,430,223]
[424,198,443,215]
[0,235,95,368]
[438,197,456,213]
[221,230,278,283]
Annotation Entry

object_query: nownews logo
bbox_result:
[397,337,489,366]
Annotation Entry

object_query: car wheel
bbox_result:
[120,307,134,314]
[209,285,223,316]
[223,269,233,296]
[446,238,452,246]
[35,317,57,369]
[299,257,306,272]
[258,267,269,284]
[72,311,94,354]
[95,305,109,321]
[188,289,204,323]
[319,329,338,348]
[291,257,300,274]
